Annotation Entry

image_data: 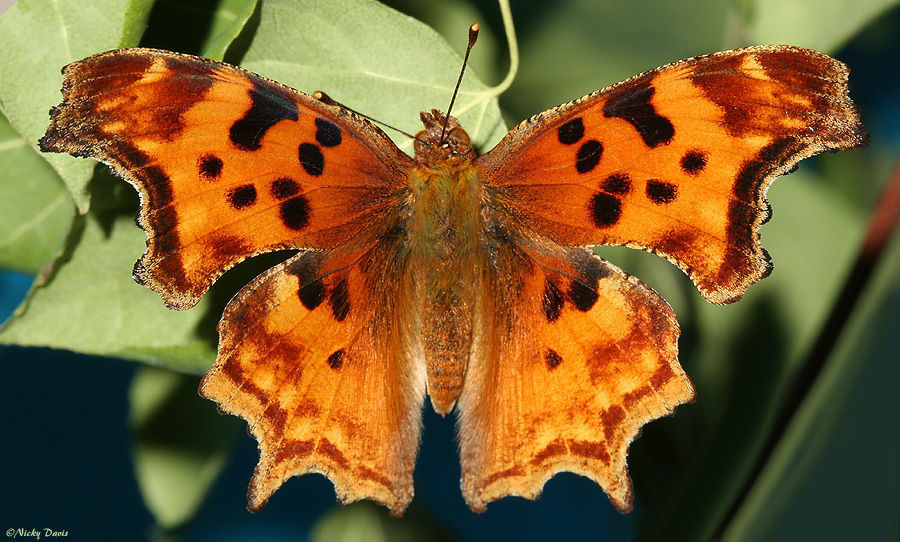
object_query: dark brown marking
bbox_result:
[720,137,800,284]
[356,465,392,489]
[568,279,599,312]
[210,235,251,262]
[589,193,621,228]
[646,180,678,204]
[227,184,257,209]
[623,385,652,408]
[680,150,707,175]
[603,75,674,147]
[263,403,288,438]
[271,177,300,200]
[327,349,344,369]
[318,438,349,468]
[198,154,223,180]
[288,252,327,311]
[650,362,675,389]
[601,405,626,442]
[544,348,563,370]
[298,143,324,176]
[576,139,603,173]
[143,165,174,208]
[532,439,567,464]
[295,400,321,418]
[602,173,631,195]
[315,117,342,147]
[230,81,300,150]
[558,117,584,145]
[280,196,311,230]
[485,465,525,485]
[542,278,565,322]
[569,440,611,464]
[329,278,350,321]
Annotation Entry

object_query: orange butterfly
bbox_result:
[40,37,864,515]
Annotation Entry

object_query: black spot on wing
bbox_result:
[576,140,603,173]
[280,196,311,230]
[602,173,631,195]
[288,252,327,311]
[645,180,678,204]
[558,117,584,145]
[603,75,674,147]
[542,278,564,322]
[226,184,257,209]
[315,118,342,147]
[330,278,350,321]
[680,150,707,175]
[230,82,299,151]
[198,154,223,180]
[544,349,563,370]
[271,177,300,200]
[298,143,324,176]
[327,349,345,369]
[589,193,621,227]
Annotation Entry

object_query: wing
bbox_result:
[199,234,425,515]
[477,46,866,304]
[457,242,694,512]
[40,48,412,309]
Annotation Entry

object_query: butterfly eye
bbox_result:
[447,126,471,154]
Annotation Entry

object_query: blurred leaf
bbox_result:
[0,0,154,212]
[311,501,453,542]
[237,0,506,152]
[0,173,216,373]
[130,366,242,529]
[141,0,258,60]
[746,0,900,52]
[635,167,870,541]
[0,112,74,273]
[503,0,741,122]
[723,228,900,540]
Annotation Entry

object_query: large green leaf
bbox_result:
[722,231,900,541]
[0,0,155,212]
[0,112,74,274]
[238,0,506,152]
[746,0,900,51]
[130,366,242,529]
[0,173,217,372]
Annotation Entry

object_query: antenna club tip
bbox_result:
[468,23,479,44]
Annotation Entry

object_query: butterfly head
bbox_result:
[414,109,473,166]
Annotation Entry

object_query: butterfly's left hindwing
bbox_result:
[200,238,425,515]
[40,48,412,309]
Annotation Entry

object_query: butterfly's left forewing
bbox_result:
[40,48,412,309]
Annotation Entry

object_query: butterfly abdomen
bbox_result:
[406,153,483,414]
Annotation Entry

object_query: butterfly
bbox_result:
[39,41,865,515]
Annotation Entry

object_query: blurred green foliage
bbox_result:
[0,0,898,539]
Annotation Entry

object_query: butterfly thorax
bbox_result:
[407,110,482,414]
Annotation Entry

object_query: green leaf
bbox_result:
[237,0,506,152]
[723,236,900,540]
[746,0,900,52]
[0,0,154,212]
[0,112,74,274]
[311,501,453,542]
[140,0,259,61]
[0,173,217,373]
[130,366,242,529]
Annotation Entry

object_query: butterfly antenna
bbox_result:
[440,23,479,145]
[313,91,423,143]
